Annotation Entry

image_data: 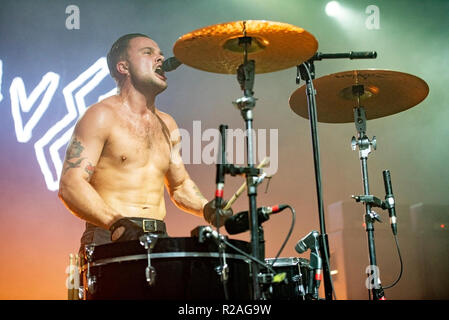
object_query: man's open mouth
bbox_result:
[155,66,166,79]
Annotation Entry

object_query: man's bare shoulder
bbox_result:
[77,95,120,128]
[156,109,178,132]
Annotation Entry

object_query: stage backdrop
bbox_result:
[0,0,448,299]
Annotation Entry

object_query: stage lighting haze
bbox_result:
[325,1,342,17]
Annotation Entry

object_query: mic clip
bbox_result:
[368,210,383,223]
[384,196,395,210]
[352,194,391,211]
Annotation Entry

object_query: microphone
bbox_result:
[348,51,377,59]
[295,230,320,254]
[383,170,397,235]
[295,230,322,299]
[162,57,182,72]
[224,205,288,235]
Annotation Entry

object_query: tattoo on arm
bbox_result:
[63,157,86,174]
[85,162,96,181]
[62,138,88,175]
[66,138,84,160]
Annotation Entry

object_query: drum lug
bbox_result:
[78,286,84,300]
[215,264,229,282]
[258,272,274,284]
[84,244,96,295]
[87,275,97,295]
[292,274,301,282]
[258,272,277,300]
[216,242,230,282]
[139,234,159,286]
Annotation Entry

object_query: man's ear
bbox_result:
[116,61,129,77]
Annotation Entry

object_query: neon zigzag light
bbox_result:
[35,57,113,191]
[10,72,60,143]
[6,56,115,191]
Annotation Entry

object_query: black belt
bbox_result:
[128,218,167,234]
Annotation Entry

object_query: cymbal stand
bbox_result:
[231,30,264,300]
[350,89,386,300]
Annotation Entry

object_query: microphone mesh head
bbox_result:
[162,57,182,72]
[295,241,307,254]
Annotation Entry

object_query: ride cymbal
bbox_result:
[173,20,318,74]
[289,69,429,123]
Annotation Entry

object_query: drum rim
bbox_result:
[88,237,252,260]
[91,252,250,267]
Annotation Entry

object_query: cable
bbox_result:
[267,205,296,268]
[320,233,338,300]
[383,233,403,289]
[365,218,403,300]
[221,237,276,274]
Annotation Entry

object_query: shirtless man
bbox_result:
[58,33,232,245]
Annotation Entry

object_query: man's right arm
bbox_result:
[58,104,122,230]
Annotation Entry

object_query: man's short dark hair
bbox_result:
[107,33,150,82]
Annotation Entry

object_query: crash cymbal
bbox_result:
[173,20,318,74]
[289,69,429,123]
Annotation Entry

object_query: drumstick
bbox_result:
[222,157,270,210]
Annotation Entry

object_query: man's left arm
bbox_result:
[164,147,232,227]
[161,113,231,225]
[165,168,208,218]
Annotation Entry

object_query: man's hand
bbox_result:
[203,199,233,227]
[109,218,144,242]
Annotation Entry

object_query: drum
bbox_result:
[82,237,252,300]
[265,257,311,300]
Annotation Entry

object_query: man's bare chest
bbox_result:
[101,117,172,169]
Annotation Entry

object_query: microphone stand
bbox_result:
[307,247,323,300]
[297,61,333,301]
[295,51,378,300]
